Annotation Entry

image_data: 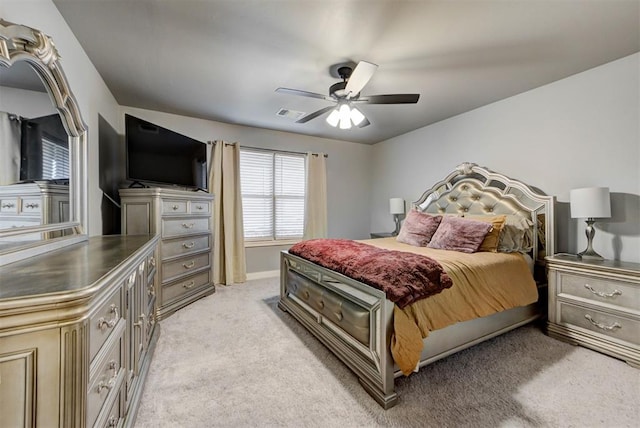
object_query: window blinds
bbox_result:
[240,149,305,241]
[41,137,70,180]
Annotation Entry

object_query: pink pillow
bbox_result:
[396,210,442,247]
[427,216,493,253]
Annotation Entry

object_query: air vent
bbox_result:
[276,108,305,120]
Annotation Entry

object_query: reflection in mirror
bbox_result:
[0,19,87,266]
[0,61,70,231]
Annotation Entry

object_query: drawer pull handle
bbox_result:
[25,202,39,209]
[584,284,622,299]
[1,202,15,208]
[196,205,203,210]
[183,261,195,269]
[107,416,118,427]
[584,314,621,331]
[148,256,156,268]
[182,222,195,229]
[183,280,196,289]
[97,304,119,330]
[147,284,155,297]
[172,204,179,210]
[182,241,195,249]
[134,313,146,328]
[97,372,118,393]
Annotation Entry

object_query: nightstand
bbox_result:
[546,255,640,368]
[370,232,396,239]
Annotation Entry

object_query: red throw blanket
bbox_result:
[289,239,453,308]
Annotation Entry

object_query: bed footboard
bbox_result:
[278,251,398,408]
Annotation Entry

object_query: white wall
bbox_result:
[120,106,373,272]
[1,0,122,236]
[0,87,57,117]
[371,53,640,263]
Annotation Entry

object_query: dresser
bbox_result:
[0,182,69,240]
[120,188,215,320]
[546,255,640,367]
[0,235,159,427]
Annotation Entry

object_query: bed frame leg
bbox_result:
[358,377,398,409]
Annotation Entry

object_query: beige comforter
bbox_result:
[364,238,538,375]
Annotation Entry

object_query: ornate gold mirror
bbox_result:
[0,20,87,266]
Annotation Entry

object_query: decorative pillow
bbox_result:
[498,215,534,253]
[427,216,493,253]
[463,214,507,252]
[396,210,443,247]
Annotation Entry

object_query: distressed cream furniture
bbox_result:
[120,188,215,320]
[547,254,640,367]
[0,182,69,240]
[0,235,159,427]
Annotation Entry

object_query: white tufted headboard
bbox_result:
[413,162,555,279]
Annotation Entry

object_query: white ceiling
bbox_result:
[52,0,640,144]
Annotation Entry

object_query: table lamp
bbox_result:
[570,187,611,260]
[389,198,405,235]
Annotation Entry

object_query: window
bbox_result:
[41,136,70,180]
[240,149,306,242]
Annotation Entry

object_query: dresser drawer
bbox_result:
[87,331,124,428]
[558,301,640,346]
[162,253,210,283]
[162,270,211,304]
[21,198,42,214]
[558,272,639,312]
[162,217,209,238]
[0,198,19,214]
[99,388,122,428]
[190,201,210,214]
[89,286,124,363]
[162,199,188,215]
[162,234,210,260]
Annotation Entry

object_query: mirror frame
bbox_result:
[0,19,88,266]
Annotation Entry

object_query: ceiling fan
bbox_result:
[276,61,420,129]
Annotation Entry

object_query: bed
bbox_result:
[278,162,555,408]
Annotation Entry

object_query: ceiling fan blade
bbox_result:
[357,94,420,104]
[276,87,334,102]
[296,105,336,123]
[345,61,378,97]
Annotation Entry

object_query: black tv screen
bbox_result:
[125,114,207,189]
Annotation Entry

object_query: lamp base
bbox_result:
[393,215,401,235]
[577,249,605,261]
[577,218,605,261]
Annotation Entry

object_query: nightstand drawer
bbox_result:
[558,272,639,311]
[559,301,640,346]
[21,198,42,214]
[0,198,18,213]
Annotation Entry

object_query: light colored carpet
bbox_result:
[135,277,639,427]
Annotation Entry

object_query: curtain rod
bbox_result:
[208,141,328,158]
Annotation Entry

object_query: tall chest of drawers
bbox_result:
[546,255,640,367]
[120,188,215,320]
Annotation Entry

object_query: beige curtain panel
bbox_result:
[209,140,247,285]
[303,152,328,239]
[0,112,21,185]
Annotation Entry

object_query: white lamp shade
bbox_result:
[570,187,611,219]
[389,198,405,215]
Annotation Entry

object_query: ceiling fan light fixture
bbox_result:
[326,109,340,127]
[350,107,365,126]
[339,104,352,129]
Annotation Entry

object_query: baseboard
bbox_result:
[246,270,280,281]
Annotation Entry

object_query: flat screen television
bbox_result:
[125,114,207,189]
